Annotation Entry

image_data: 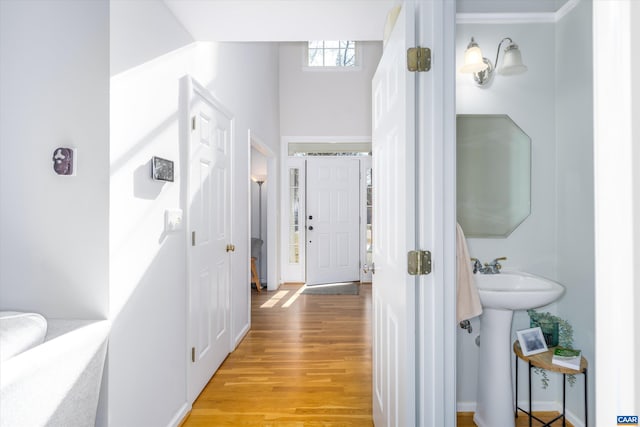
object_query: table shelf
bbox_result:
[513,341,588,427]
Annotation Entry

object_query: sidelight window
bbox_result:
[289,168,301,264]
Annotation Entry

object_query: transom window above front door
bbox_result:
[307,41,358,68]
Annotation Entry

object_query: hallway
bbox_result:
[182,283,573,426]
[183,284,373,426]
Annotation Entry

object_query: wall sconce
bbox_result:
[460,37,528,86]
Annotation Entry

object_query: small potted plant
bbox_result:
[526,309,576,388]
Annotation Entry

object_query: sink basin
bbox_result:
[473,271,564,427]
[475,271,565,310]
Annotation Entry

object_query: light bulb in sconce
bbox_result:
[460,37,488,73]
[460,36,527,86]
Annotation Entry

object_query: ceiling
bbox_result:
[163,0,396,42]
[163,0,572,42]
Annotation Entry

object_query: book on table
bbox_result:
[551,347,581,370]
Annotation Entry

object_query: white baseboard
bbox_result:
[456,401,476,412]
[234,322,251,349]
[564,407,585,427]
[456,400,557,412]
[167,402,190,427]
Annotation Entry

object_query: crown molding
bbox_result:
[456,12,554,24]
[554,0,580,21]
[456,0,580,24]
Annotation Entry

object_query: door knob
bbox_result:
[308,226,314,231]
[226,244,235,252]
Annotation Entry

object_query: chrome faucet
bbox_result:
[470,257,507,274]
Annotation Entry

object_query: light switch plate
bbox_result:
[165,209,183,232]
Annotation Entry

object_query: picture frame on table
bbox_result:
[517,326,549,356]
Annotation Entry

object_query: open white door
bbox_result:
[184,77,233,404]
[306,157,360,285]
[372,2,456,426]
[371,5,417,426]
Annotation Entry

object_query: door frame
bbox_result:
[279,136,371,284]
[593,1,638,423]
[414,1,457,425]
[249,131,279,292]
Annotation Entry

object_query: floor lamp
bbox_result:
[252,175,266,284]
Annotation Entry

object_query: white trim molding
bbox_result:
[282,135,372,145]
[456,0,580,24]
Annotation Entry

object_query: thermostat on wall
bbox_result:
[151,156,174,182]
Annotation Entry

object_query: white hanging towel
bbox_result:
[456,223,483,323]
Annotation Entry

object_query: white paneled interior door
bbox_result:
[305,157,360,286]
[185,77,233,404]
[371,4,417,426]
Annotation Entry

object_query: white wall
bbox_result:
[555,0,594,423]
[109,46,192,427]
[110,0,193,76]
[456,22,560,409]
[0,0,110,319]
[109,2,280,425]
[279,41,382,137]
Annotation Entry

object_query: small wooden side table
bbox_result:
[513,341,588,427]
[250,257,261,293]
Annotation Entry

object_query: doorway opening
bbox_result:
[249,131,277,291]
[280,140,372,286]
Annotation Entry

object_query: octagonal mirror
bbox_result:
[457,114,531,238]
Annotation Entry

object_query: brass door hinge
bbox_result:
[192,231,196,246]
[191,116,196,130]
[191,347,196,363]
[408,250,432,275]
[407,47,431,72]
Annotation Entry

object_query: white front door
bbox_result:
[306,157,360,285]
[184,77,233,403]
[371,4,417,425]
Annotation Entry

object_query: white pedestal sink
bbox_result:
[473,271,565,427]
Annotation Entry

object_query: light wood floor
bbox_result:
[183,283,569,426]
[183,283,373,426]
